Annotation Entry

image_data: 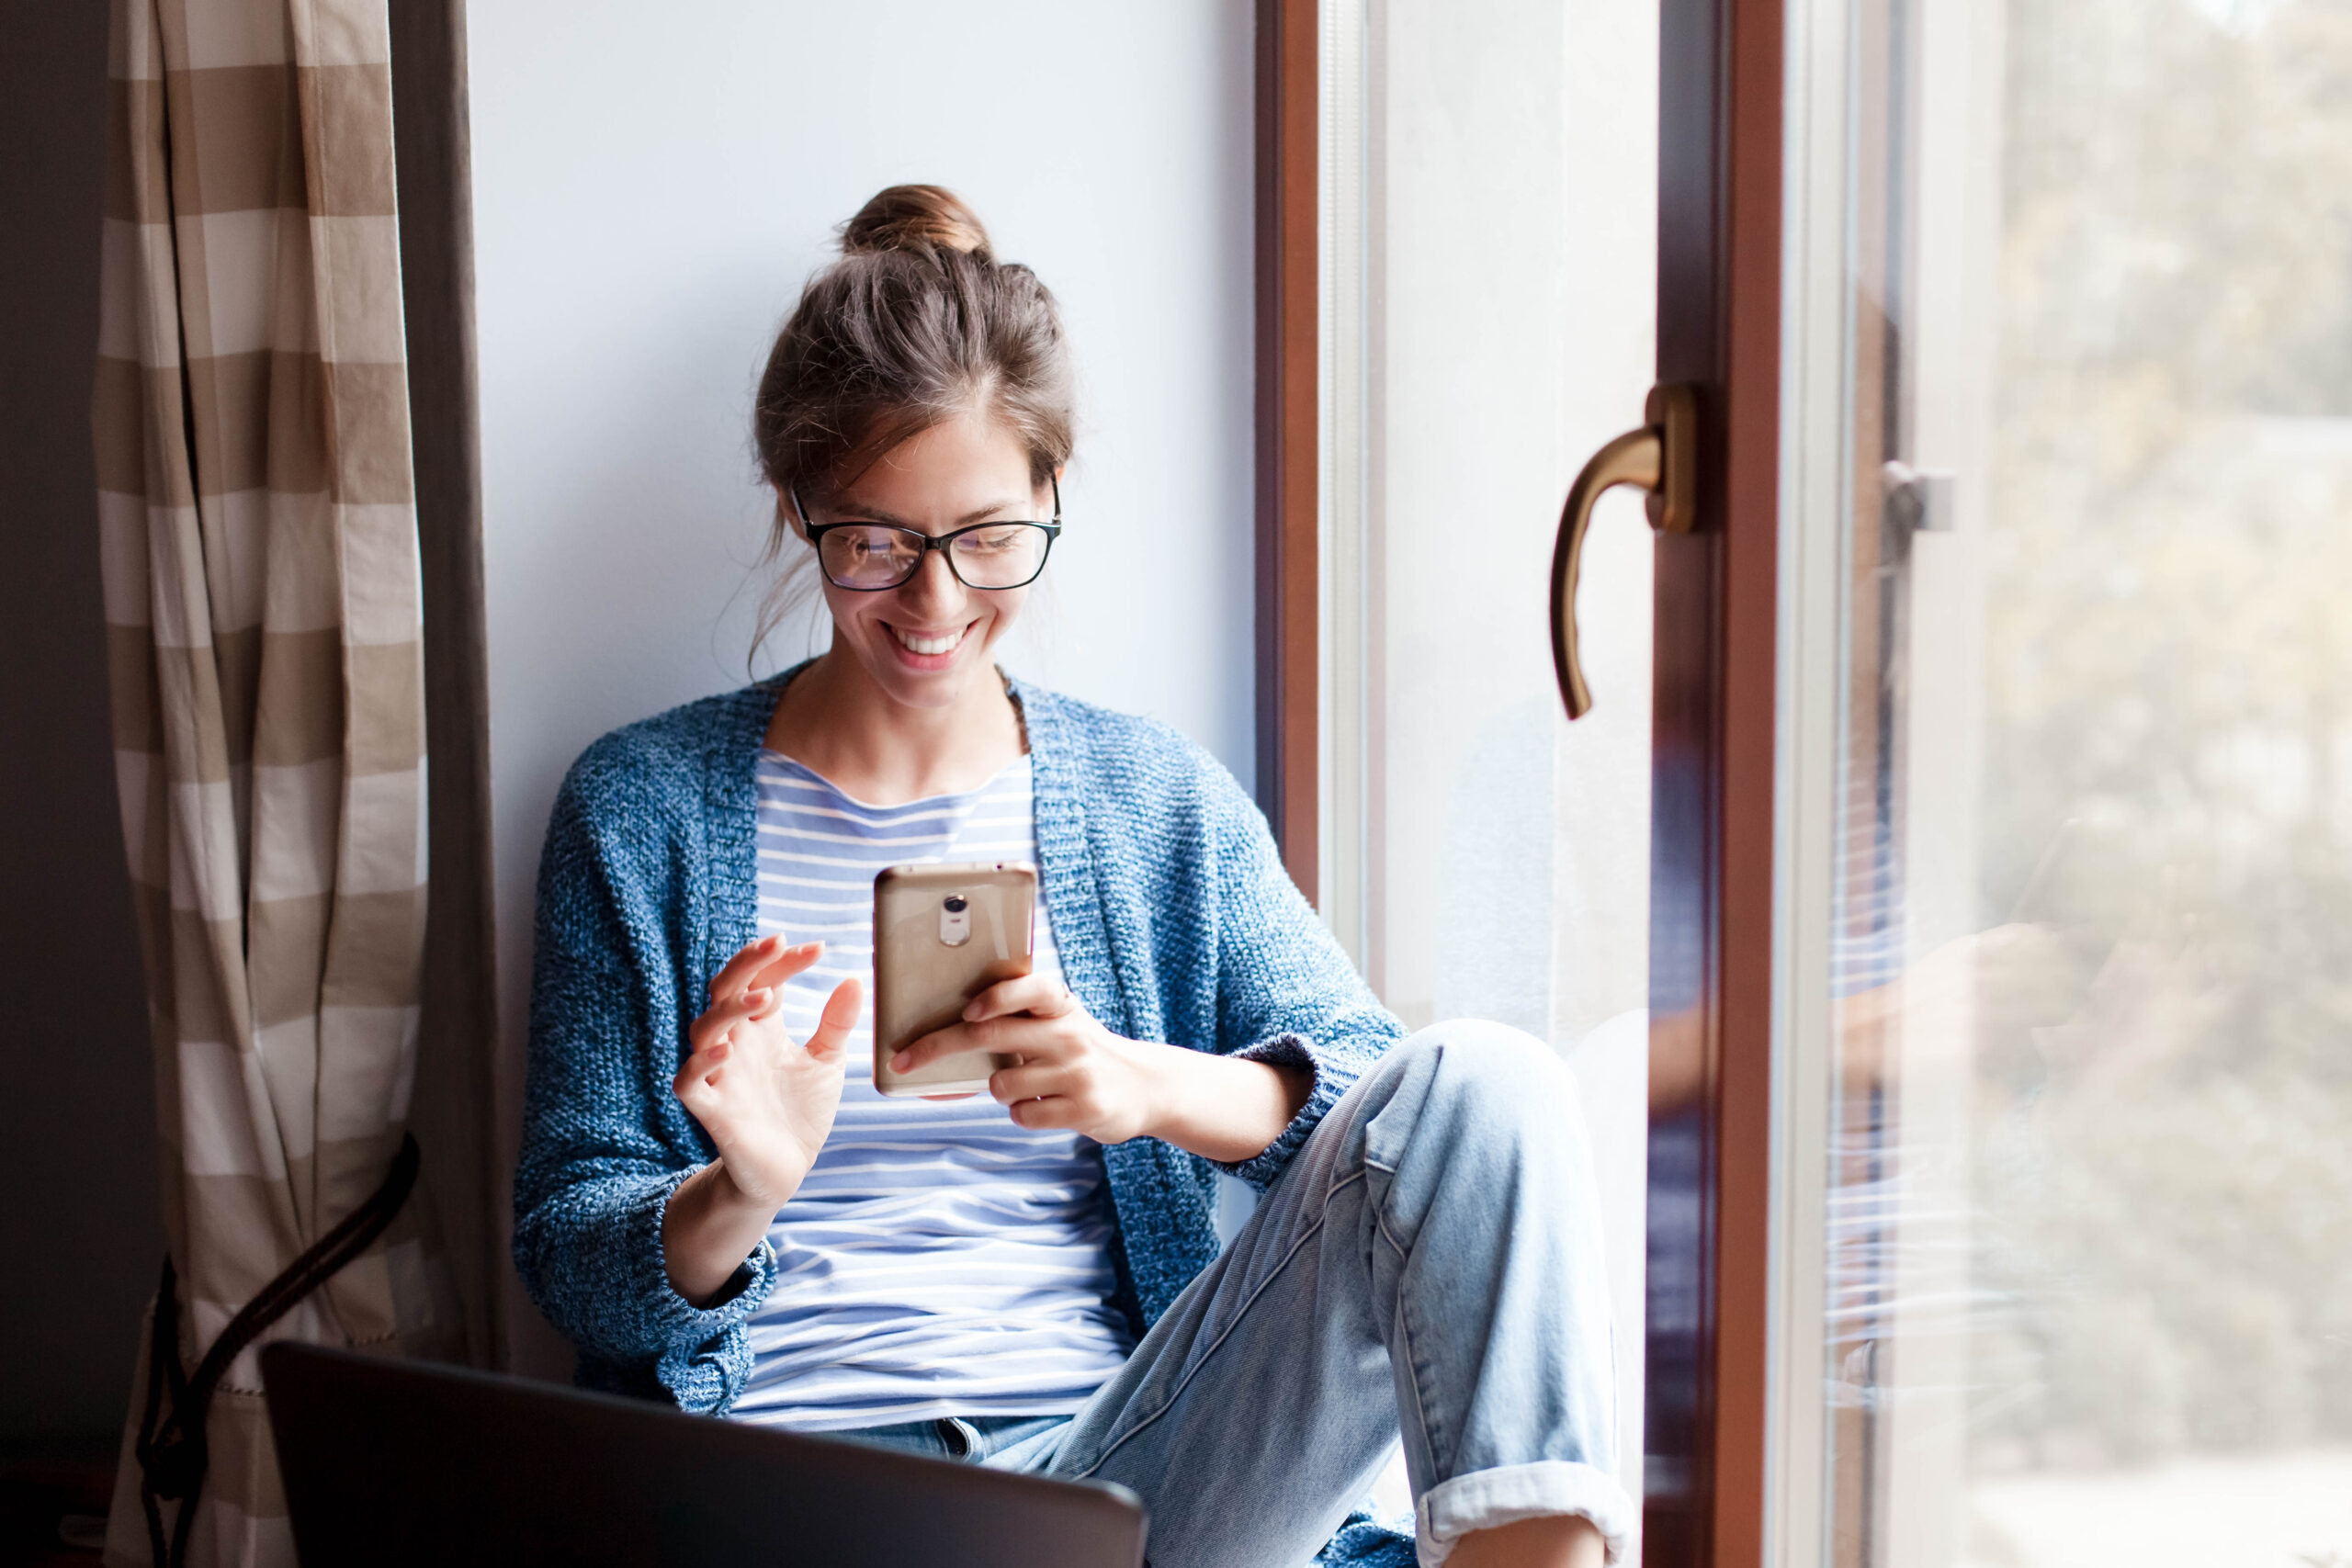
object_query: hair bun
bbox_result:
[841,185,992,259]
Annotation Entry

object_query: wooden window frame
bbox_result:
[1254,0,1319,901]
[1647,0,1782,1561]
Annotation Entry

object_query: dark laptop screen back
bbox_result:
[260,1342,1146,1567]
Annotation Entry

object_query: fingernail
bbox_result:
[963,1001,982,1021]
[890,1052,910,1071]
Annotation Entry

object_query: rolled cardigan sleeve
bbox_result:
[626,1166,779,1409]
[511,754,772,1413]
[1203,772,1406,1190]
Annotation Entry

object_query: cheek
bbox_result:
[975,589,1027,637]
[820,581,891,629]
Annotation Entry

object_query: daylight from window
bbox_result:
[1813,3,2352,1565]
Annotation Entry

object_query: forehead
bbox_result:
[831,414,1035,513]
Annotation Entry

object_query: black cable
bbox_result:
[134,1133,421,1567]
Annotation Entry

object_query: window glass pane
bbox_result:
[1792,0,2352,1562]
[1353,0,1658,1528]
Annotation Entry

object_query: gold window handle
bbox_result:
[1550,383,1700,718]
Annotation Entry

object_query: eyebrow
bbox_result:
[819,496,1034,530]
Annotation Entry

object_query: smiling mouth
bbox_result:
[889,623,969,657]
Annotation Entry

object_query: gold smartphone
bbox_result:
[871,862,1037,1098]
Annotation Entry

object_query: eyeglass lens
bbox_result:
[818,525,1050,590]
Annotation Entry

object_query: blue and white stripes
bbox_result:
[728,751,1135,1431]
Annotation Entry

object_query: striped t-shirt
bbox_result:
[728,750,1136,1432]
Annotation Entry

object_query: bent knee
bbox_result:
[1381,1020,1579,1127]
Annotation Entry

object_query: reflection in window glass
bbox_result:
[1815,1,2352,1564]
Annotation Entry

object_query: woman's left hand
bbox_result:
[891,975,1162,1144]
[890,974,1315,1162]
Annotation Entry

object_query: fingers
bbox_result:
[676,1015,743,1094]
[963,972,1080,1024]
[688,987,772,1055]
[897,1010,1076,1075]
[676,1055,723,1108]
[889,1022,979,1077]
[988,1063,1066,1104]
[745,941,827,998]
[804,977,863,1063]
[674,1030,736,1108]
[707,934,789,1006]
[1005,1095,1082,1131]
[707,936,826,1010]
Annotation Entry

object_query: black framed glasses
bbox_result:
[791,478,1063,592]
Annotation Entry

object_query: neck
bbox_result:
[763,639,1025,806]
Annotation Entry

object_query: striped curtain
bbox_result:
[92,1,450,1562]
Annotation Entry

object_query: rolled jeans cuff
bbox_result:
[1415,1460,1637,1566]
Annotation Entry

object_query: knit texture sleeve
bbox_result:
[510,733,775,1413]
[1199,759,1408,1190]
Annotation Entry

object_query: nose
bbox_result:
[894,544,967,615]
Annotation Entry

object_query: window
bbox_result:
[1317,0,1661,1520]
[1775,0,2352,1562]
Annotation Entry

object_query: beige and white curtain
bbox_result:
[93,1,449,1562]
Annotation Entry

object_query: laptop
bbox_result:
[260,1342,1148,1567]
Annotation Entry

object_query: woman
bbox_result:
[514,186,1628,1568]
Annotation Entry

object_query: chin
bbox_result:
[878,671,974,710]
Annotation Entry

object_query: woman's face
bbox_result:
[799,412,1050,714]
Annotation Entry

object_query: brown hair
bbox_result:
[754,185,1075,506]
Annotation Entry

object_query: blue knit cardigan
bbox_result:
[512,666,1408,1416]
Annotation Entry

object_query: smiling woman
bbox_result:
[770,413,1058,759]
[510,186,1631,1568]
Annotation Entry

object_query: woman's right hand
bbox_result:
[674,933,865,1209]
[662,934,862,1305]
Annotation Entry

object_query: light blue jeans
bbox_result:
[838,1025,1634,1567]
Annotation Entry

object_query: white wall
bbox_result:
[466,0,1256,1369]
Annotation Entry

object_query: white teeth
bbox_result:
[892,626,962,656]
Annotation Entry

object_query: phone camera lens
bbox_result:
[943,895,968,913]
